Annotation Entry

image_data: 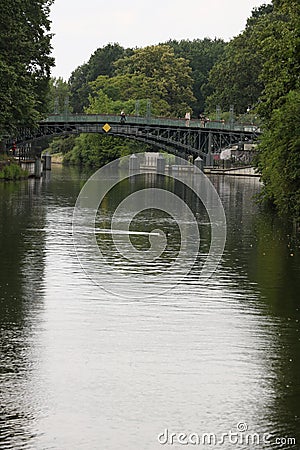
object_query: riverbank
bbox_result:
[204,166,259,177]
[0,160,28,180]
[51,151,259,178]
[50,153,64,164]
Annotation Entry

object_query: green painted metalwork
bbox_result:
[42,113,259,133]
[13,113,261,161]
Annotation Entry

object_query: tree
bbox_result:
[68,43,132,112]
[68,63,90,113]
[63,133,138,167]
[48,77,71,114]
[166,38,227,116]
[0,0,54,136]
[256,90,300,217]
[113,44,195,116]
[205,4,273,114]
[256,0,300,120]
[87,75,170,116]
[255,0,300,218]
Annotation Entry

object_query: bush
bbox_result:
[0,162,28,180]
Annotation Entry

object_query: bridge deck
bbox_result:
[43,114,260,134]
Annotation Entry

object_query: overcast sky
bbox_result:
[50,0,270,80]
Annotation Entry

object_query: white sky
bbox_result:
[50,0,271,80]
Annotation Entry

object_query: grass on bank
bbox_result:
[0,159,28,180]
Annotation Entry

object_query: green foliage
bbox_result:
[256,90,300,218]
[65,44,197,168]
[69,40,226,118]
[257,0,300,120]
[0,0,54,135]
[48,77,71,114]
[253,0,300,219]
[64,41,226,168]
[63,134,140,168]
[87,75,169,116]
[113,44,195,117]
[166,38,227,116]
[68,64,90,113]
[0,162,28,180]
[46,135,77,155]
[199,0,299,219]
[205,4,273,114]
[69,43,132,112]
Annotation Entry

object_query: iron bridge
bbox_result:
[15,113,261,161]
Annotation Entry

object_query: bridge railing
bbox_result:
[43,113,188,127]
[43,113,260,133]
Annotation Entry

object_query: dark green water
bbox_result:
[0,165,299,449]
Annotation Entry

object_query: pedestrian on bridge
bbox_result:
[120,110,126,124]
[185,111,191,127]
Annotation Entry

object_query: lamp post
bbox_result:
[135,100,140,117]
[229,105,234,128]
[146,99,151,121]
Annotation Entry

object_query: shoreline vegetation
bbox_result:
[0,159,28,181]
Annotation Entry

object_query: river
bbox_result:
[0,162,299,449]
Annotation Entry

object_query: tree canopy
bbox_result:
[0,0,54,136]
[256,90,300,217]
[68,43,132,113]
[48,77,71,114]
[205,4,273,114]
[166,38,227,116]
[254,0,300,218]
[67,40,227,117]
[256,0,300,120]
[195,0,300,218]
[87,45,195,117]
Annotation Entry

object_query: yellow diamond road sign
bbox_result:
[103,123,111,133]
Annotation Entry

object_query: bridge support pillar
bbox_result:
[34,158,42,178]
[43,152,52,170]
[194,156,204,172]
[156,154,166,174]
[204,132,214,167]
[129,154,140,172]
